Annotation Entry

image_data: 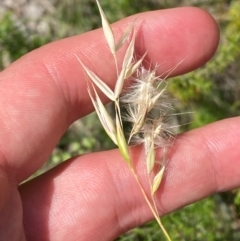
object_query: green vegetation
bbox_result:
[117,196,237,241]
[1,0,239,240]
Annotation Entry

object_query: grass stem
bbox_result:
[129,166,172,241]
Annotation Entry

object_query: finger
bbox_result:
[0,7,219,184]
[20,117,240,241]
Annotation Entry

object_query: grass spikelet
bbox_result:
[152,165,166,194]
[76,55,115,101]
[88,84,118,145]
[78,2,180,241]
[116,113,131,165]
[115,20,135,51]
[96,0,115,55]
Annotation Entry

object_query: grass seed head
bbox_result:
[121,67,175,148]
[79,2,178,240]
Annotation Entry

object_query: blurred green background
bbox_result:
[0,0,239,240]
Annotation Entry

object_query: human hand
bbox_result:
[0,7,238,241]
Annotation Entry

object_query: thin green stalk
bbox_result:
[129,166,172,241]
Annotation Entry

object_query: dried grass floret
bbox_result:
[121,67,174,145]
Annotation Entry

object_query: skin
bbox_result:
[0,6,239,241]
